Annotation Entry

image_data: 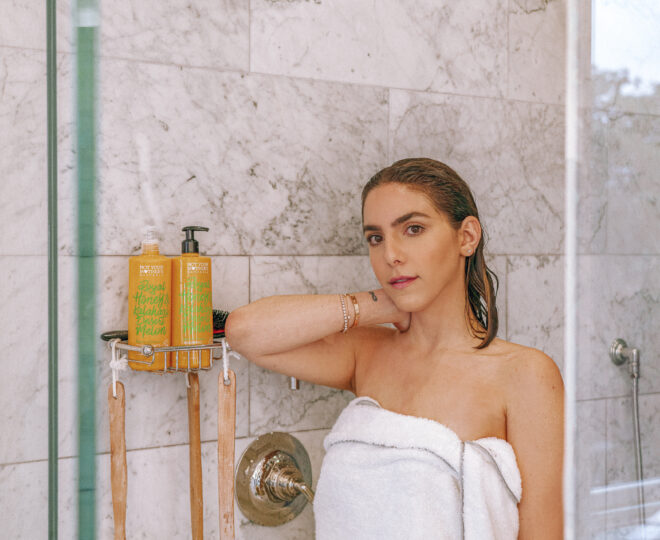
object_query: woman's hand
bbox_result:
[394,312,412,333]
[356,289,411,333]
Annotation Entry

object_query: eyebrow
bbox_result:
[362,211,431,232]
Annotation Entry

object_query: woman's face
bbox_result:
[362,183,466,313]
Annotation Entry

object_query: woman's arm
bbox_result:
[507,350,565,539]
[224,289,409,391]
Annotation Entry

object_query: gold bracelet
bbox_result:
[339,294,349,333]
[347,293,360,328]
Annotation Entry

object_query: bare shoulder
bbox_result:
[492,340,565,536]
[485,339,563,392]
[504,341,563,398]
[484,338,564,429]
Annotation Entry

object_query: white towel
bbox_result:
[313,396,522,540]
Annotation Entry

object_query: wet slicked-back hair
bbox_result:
[362,157,499,349]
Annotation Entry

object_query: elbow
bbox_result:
[224,299,274,361]
[224,308,246,353]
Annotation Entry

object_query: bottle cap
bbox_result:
[182,226,209,254]
[142,226,159,250]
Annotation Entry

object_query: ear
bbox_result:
[459,216,481,255]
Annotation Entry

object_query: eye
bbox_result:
[406,224,424,235]
[366,234,382,246]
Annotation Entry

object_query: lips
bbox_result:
[389,275,418,289]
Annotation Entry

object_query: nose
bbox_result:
[383,236,405,266]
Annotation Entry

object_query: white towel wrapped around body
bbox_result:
[313,396,522,540]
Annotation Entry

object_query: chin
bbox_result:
[391,292,428,313]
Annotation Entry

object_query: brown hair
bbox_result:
[361,158,499,349]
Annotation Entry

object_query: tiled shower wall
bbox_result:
[1,0,656,538]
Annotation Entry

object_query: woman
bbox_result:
[225,158,564,539]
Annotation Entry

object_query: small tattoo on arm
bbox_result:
[369,291,378,302]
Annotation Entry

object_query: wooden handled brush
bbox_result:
[218,369,236,539]
[187,373,204,539]
[108,382,127,540]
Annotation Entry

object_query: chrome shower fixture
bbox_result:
[610,338,640,378]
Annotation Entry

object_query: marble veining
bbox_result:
[605,394,660,534]
[0,47,74,256]
[576,399,608,538]
[578,107,609,254]
[389,90,565,254]
[577,255,660,400]
[100,0,249,70]
[508,0,566,104]
[604,112,660,255]
[1,0,248,72]
[251,0,507,97]
[0,257,48,464]
[250,256,379,299]
[81,59,388,257]
[506,255,564,370]
[0,49,48,256]
[0,0,72,51]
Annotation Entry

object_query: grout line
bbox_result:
[575,392,660,402]
[0,426,336,469]
[0,439,230,468]
[0,457,56,467]
[5,46,660,116]
[247,69,566,108]
[102,50,563,108]
[248,0,252,73]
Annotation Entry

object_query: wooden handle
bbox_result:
[108,382,127,540]
[187,373,204,540]
[218,370,237,539]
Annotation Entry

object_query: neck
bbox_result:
[399,279,485,355]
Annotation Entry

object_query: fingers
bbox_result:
[394,312,412,333]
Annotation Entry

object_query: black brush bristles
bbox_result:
[213,309,230,338]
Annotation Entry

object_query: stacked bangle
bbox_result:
[347,294,360,328]
[338,293,361,332]
[339,294,349,333]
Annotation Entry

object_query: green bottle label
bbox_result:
[180,275,212,335]
[133,278,169,336]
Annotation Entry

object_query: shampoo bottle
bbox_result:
[127,227,172,371]
[171,226,213,369]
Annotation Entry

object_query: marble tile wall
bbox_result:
[2,0,658,537]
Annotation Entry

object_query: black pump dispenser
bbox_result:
[181,226,209,254]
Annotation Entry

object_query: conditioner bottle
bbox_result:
[127,227,172,371]
[171,226,213,369]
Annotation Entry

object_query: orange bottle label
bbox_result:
[128,254,172,371]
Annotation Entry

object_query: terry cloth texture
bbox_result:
[313,396,522,540]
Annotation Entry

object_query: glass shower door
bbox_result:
[575,1,660,537]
